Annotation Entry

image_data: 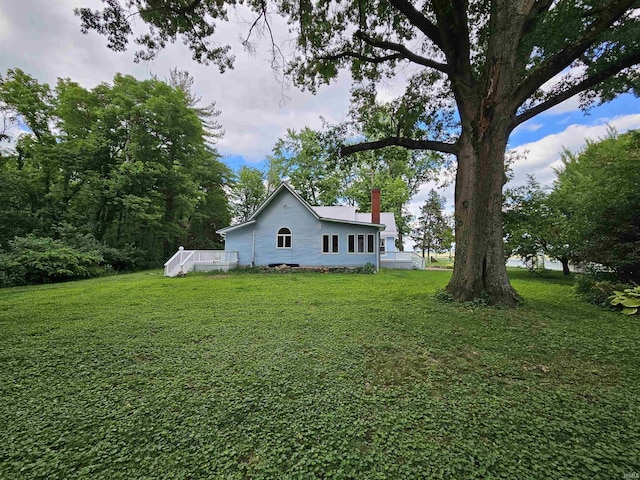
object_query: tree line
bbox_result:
[0,69,232,285]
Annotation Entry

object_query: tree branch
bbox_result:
[431,0,475,87]
[514,0,636,105]
[355,31,449,73]
[510,51,640,131]
[340,137,457,157]
[319,51,403,64]
[388,0,444,50]
[518,0,555,44]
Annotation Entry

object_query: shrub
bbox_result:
[99,243,150,271]
[55,226,150,272]
[574,273,631,309]
[354,262,376,274]
[0,235,105,286]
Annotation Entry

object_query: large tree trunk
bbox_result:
[443,10,524,307]
[446,117,519,307]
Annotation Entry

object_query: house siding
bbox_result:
[384,236,396,253]
[224,188,379,267]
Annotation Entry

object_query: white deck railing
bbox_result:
[380,251,426,270]
[164,248,238,276]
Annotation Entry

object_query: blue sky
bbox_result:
[510,93,640,147]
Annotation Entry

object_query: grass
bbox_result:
[1,269,639,479]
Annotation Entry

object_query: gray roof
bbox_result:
[217,182,396,236]
[313,207,397,237]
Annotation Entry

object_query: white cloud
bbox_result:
[0,8,10,42]
[545,95,582,115]
[510,113,640,187]
[0,1,353,163]
[524,123,544,131]
[511,120,545,136]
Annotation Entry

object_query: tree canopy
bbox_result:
[230,166,267,222]
[503,176,576,275]
[0,68,231,280]
[553,129,640,282]
[503,130,640,282]
[77,0,640,305]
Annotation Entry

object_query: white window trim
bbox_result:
[277,227,292,249]
[347,233,376,254]
[322,234,339,254]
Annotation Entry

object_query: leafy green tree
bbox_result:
[231,166,267,222]
[0,68,231,271]
[411,189,452,262]
[272,128,343,206]
[342,147,442,250]
[79,1,640,305]
[182,147,233,249]
[0,68,53,143]
[552,129,640,282]
[272,113,442,249]
[503,176,576,275]
[344,171,412,249]
[264,155,285,194]
[167,68,224,143]
[0,69,60,236]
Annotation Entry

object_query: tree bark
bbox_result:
[560,257,571,276]
[441,6,525,307]
[445,110,519,306]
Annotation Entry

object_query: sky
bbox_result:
[1,1,639,231]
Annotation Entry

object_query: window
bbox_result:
[367,234,375,253]
[348,233,376,253]
[277,228,291,248]
[322,234,339,253]
[380,238,386,254]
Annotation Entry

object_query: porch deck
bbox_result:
[380,251,426,270]
[164,249,238,277]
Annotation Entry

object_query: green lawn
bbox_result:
[1,269,638,479]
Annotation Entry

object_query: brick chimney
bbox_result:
[371,188,381,224]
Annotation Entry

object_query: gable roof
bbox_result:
[217,181,392,235]
[248,182,319,222]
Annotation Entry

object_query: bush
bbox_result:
[99,243,151,271]
[574,273,631,309]
[55,226,151,272]
[0,235,106,286]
